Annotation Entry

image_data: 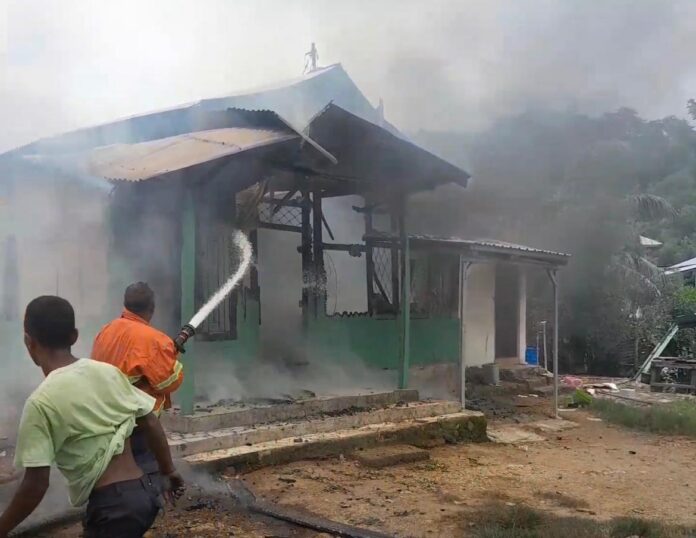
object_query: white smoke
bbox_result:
[4,1,696,153]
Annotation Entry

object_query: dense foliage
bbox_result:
[416,105,696,375]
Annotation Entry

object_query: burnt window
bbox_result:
[195,185,238,341]
[411,253,459,318]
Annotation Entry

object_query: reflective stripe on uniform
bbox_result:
[128,375,143,384]
[153,399,165,416]
[154,360,183,391]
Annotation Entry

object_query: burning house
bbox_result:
[0,63,568,416]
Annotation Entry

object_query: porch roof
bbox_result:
[305,104,470,194]
[364,232,570,267]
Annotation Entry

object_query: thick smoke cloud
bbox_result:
[2,0,696,153]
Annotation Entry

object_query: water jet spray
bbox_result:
[173,231,253,351]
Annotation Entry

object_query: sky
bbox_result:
[2,0,696,152]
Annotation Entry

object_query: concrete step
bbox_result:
[183,411,486,471]
[169,400,462,458]
[162,389,420,433]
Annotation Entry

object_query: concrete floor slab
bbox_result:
[163,390,420,433]
[183,410,486,471]
[169,400,462,457]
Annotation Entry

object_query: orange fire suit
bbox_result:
[91,309,184,413]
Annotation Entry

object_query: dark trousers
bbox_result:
[83,475,162,538]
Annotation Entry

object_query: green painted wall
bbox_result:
[176,191,260,412]
[192,297,260,365]
[307,313,459,369]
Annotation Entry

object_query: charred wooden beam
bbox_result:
[320,243,366,255]
[364,208,375,315]
[258,222,302,234]
[312,189,325,318]
[271,189,299,215]
[321,211,335,241]
[373,271,391,306]
[390,210,400,312]
[300,187,313,324]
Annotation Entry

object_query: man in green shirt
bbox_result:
[0,296,184,538]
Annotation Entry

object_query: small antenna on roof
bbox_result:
[304,42,319,74]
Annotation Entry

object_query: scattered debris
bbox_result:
[351,445,430,469]
[529,419,579,434]
[487,426,545,444]
[562,376,584,388]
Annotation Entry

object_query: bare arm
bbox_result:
[136,412,184,502]
[136,412,176,476]
[0,467,50,538]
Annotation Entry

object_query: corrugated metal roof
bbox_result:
[364,232,570,266]
[2,64,384,159]
[640,235,662,248]
[666,256,696,275]
[305,103,470,192]
[22,107,337,183]
[88,128,298,181]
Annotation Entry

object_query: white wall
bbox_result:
[517,267,527,363]
[464,263,496,367]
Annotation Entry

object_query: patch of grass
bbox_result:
[465,503,696,538]
[592,398,696,437]
[610,517,678,538]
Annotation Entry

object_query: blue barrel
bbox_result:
[525,346,539,366]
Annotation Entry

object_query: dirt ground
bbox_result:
[33,408,696,537]
[241,412,696,536]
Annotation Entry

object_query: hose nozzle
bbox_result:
[173,324,195,353]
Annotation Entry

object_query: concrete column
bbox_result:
[179,190,196,415]
[398,212,410,390]
[518,267,527,364]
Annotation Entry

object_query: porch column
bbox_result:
[398,205,410,389]
[547,268,560,418]
[300,187,313,325]
[518,267,527,364]
[312,189,325,318]
[179,190,196,415]
[458,258,472,408]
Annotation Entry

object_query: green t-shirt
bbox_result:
[14,359,156,506]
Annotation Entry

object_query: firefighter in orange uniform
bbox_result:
[91,282,184,491]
